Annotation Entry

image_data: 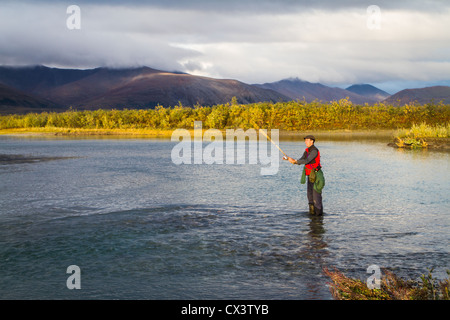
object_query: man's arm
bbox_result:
[286,149,318,165]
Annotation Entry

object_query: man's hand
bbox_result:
[283,156,297,164]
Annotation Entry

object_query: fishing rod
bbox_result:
[259,130,289,160]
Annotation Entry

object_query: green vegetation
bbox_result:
[396,122,450,139]
[392,122,450,149]
[324,267,450,300]
[1,99,449,134]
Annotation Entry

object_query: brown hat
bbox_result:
[304,135,316,141]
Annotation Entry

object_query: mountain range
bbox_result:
[0,65,449,114]
[345,84,391,102]
[383,85,450,105]
[0,66,290,113]
[255,79,390,104]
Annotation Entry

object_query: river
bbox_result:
[0,133,448,299]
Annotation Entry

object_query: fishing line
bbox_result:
[259,129,289,159]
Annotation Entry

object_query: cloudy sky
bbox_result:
[1,0,449,93]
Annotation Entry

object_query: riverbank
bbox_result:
[0,127,177,137]
[0,127,395,140]
[388,123,450,151]
[324,267,450,300]
[2,126,449,150]
[388,137,450,150]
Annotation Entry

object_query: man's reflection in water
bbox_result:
[305,214,329,299]
[308,215,326,247]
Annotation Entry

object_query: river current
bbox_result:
[0,134,448,299]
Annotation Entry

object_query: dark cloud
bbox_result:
[8,0,449,14]
[0,0,449,90]
[46,0,450,12]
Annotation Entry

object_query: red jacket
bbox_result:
[297,145,321,175]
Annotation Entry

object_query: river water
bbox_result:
[0,134,448,299]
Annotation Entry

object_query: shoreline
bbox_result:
[1,127,448,150]
[0,127,177,137]
[0,127,395,139]
[388,137,450,151]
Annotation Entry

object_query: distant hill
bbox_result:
[0,83,61,114]
[0,65,288,111]
[382,86,450,105]
[0,65,98,93]
[1,65,449,113]
[255,78,378,104]
[43,67,290,109]
[36,67,166,107]
[345,84,390,101]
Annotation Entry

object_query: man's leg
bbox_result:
[307,177,315,214]
[313,189,323,215]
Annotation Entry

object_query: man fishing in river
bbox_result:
[284,135,325,215]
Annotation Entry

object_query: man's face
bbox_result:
[304,138,314,148]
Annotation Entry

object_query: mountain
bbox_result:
[0,65,288,111]
[255,78,379,104]
[36,67,164,107]
[0,83,61,114]
[345,84,390,101]
[2,65,448,112]
[0,65,98,93]
[382,86,450,105]
[45,67,290,109]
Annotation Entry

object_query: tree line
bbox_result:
[1,99,449,131]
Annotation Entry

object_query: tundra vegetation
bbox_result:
[324,267,450,300]
[0,99,448,136]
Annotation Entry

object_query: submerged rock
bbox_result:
[0,154,77,164]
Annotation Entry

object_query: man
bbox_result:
[284,135,324,215]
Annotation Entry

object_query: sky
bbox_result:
[0,0,449,93]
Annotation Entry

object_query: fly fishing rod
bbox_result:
[259,130,289,160]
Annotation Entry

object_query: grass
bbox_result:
[324,267,450,300]
[392,122,450,149]
[396,122,450,139]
